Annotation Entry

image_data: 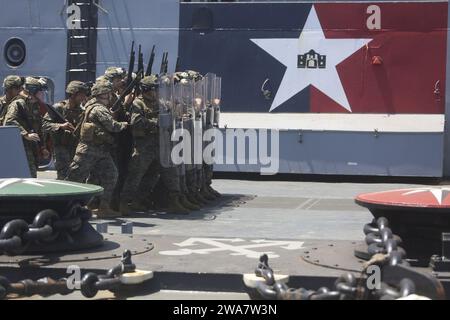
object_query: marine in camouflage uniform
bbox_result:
[0,75,23,125]
[104,67,134,210]
[119,75,161,214]
[104,67,127,93]
[3,77,50,177]
[66,81,128,218]
[42,81,89,180]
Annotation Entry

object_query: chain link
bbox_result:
[363,217,407,267]
[0,204,91,256]
[0,250,136,299]
[249,217,441,300]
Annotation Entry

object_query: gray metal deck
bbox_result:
[38,170,428,241]
[5,171,432,299]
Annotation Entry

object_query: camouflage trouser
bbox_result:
[54,146,76,180]
[86,147,116,185]
[185,167,197,193]
[204,164,214,186]
[121,136,159,202]
[160,166,180,193]
[24,142,37,178]
[66,143,118,204]
[86,173,100,185]
[178,164,189,194]
[111,129,133,201]
[195,167,204,191]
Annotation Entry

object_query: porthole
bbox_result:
[4,38,26,67]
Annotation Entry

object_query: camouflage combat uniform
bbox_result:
[119,91,159,212]
[103,67,133,210]
[3,78,47,178]
[0,95,19,125]
[42,81,88,180]
[0,96,7,123]
[66,82,127,215]
[0,75,23,125]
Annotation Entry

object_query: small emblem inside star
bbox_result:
[298,49,326,69]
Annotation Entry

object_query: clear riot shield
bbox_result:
[173,81,183,121]
[193,78,205,170]
[173,80,186,177]
[193,78,205,119]
[158,75,174,168]
[204,73,216,129]
[212,76,221,127]
[181,79,195,171]
[180,78,194,118]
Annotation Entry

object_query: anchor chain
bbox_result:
[0,204,91,255]
[362,217,407,265]
[0,250,137,299]
[250,253,422,300]
[248,217,443,300]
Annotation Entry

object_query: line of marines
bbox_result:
[0,69,222,218]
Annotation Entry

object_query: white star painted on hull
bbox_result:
[402,187,450,205]
[251,6,371,112]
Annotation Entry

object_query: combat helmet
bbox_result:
[140,75,159,92]
[104,67,126,80]
[90,81,113,96]
[186,70,203,81]
[95,75,110,83]
[66,80,89,95]
[2,75,23,89]
[174,71,189,83]
[24,76,45,95]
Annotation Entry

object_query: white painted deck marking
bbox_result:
[159,238,304,259]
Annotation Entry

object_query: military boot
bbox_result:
[179,193,201,211]
[130,199,150,212]
[200,187,217,201]
[166,193,190,214]
[119,200,131,216]
[207,185,222,198]
[194,191,209,205]
[187,193,202,207]
[97,201,122,218]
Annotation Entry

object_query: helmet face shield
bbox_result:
[25,84,42,96]
[140,75,159,94]
[141,83,158,93]
[24,77,47,96]
[39,83,48,92]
